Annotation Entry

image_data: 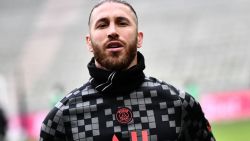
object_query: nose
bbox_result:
[107,23,119,40]
[107,33,119,40]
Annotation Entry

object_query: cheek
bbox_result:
[91,29,107,41]
[91,33,106,47]
[122,29,137,41]
[92,32,105,42]
[128,32,138,44]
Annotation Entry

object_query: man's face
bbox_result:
[86,2,143,70]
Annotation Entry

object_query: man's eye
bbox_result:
[97,23,108,28]
[119,21,128,26]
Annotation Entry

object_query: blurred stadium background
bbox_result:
[1,0,250,140]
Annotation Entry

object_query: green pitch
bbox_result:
[212,119,250,141]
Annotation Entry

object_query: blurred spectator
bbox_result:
[0,107,7,140]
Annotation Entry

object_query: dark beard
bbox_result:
[92,39,137,71]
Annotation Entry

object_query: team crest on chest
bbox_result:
[116,107,133,124]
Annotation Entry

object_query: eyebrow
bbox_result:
[96,17,108,23]
[116,16,130,22]
[94,17,109,26]
[94,16,131,25]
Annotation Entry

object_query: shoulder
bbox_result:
[53,82,93,110]
[43,82,93,121]
[143,76,198,107]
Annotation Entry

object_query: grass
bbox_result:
[212,119,250,141]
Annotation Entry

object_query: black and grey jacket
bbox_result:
[40,52,216,141]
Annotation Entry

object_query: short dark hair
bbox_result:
[88,0,138,26]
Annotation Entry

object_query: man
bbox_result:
[40,0,216,141]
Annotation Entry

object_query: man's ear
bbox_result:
[86,34,93,52]
[137,32,143,48]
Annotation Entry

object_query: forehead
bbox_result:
[90,2,136,25]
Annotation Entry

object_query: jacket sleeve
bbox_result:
[179,91,216,141]
[39,106,66,141]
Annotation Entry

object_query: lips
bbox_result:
[106,41,124,49]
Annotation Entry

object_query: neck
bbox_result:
[88,52,145,94]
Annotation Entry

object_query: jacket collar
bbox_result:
[87,52,145,94]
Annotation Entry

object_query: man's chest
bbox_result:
[64,90,182,141]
